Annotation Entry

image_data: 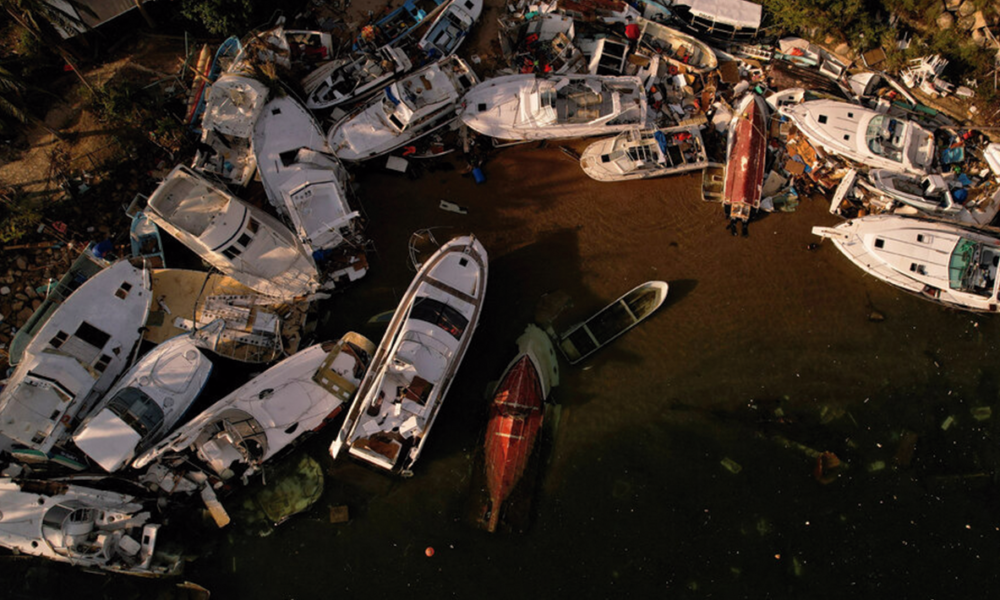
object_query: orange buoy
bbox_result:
[425,546,435,557]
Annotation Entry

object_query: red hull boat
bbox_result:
[723,93,769,222]
[484,355,545,532]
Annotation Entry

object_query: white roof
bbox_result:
[72,409,142,472]
[685,0,762,28]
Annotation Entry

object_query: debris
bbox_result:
[814,451,841,484]
[970,406,992,421]
[941,415,956,430]
[893,431,919,468]
[329,505,350,523]
[386,156,409,173]
[439,200,468,214]
[720,457,742,474]
[867,460,886,472]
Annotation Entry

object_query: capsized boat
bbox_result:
[559,281,669,364]
[780,99,935,175]
[145,165,322,301]
[484,324,559,532]
[327,56,478,161]
[191,74,270,186]
[459,74,648,141]
[331,235,488,475]
[635,16,718,74]
[0,260,152,460]
[72,333,213,473]
[812,215,1000,312]
[580,125,708,182]
[417,0,483,58]
[355,0,448,50]
[0,478,181,576]
[302,46,414,110]
[724,93,769,223]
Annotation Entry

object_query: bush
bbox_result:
[179,0,257,37]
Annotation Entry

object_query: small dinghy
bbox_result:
[559,281,669,364]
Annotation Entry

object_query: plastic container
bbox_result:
[473,167,486,184]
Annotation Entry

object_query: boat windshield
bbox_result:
[865,115,904,163]
[949,239,998,296]
[410,296,468,340]
[107,387,165,438]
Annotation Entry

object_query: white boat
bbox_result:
[0,260,151,461]
[779,100,935,175]
[134,334,376,487]
[812,214,1000,312]
[191,74,270,186]
[253,95,368,282]
[145,165,322,301]
[498,13,585,75]
[302,46,414,111]
[459,74,648,141]
[232,25,334,73]
[579,125,708,182]
[868,169,958,216]
[327,56,479,161]
[72,334,213,473]
[417,0,483,58]
[0,477,180,576]
[331,235,487,475]
[635,17,718,75]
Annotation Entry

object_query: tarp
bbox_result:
[684,0,762,29]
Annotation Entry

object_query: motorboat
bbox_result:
[355,0,448,50]
[417,0,483,58]
[484,324,559,532]
[812,214,1000,312]
[327,56,478,161]
[635,17,718,74]
[669,0,762,43]
[233,25,334,73]
[0,260,151,461]
[302,46,414,110]
[0,478,180,576]
[867,169,959,217]
[187,36,242,128]
[72,334,213,472]
[780,99,935,175]
[253,95,368,282]
[134,334,375,491]
[143,269,309,364]
[498,13,585,74]
[129,209,165,268]
[459,74,648,141]
[579,125,708,182]
[724,93,769,223]
[559,281,669,364]
[331,235,488,475]
[191,74,270,186]
[145,165,322,301]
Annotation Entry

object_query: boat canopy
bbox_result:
[865,115,905,164]
[685,0,762,29]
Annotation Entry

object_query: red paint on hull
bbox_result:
[724,94,768,220]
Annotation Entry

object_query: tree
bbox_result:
[0,61,62,138]
[1,0,98,93]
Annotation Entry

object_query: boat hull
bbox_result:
[559,281,669,364]
[724,93,768,222]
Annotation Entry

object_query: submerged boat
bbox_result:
[635,17,718,74]
[355,0,448,50]
[559,281,669,364]
[0,260,152,461]
[780,99,935,175]
[484,324,559,532]
[327,56,478,161]
[72,334,213,473]
[0,478,181,576]
[459,74,648,141]
[579,125,708,182]
[331,235,488,475]
[302,46,414,110]
[191,74,270,186]
[417,0,483,58]
[724,93,769,223]
[145,165,322,301]
[812,215,1000,312]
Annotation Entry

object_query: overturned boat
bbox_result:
[418,0,483,58]
[302,46,414,111]
[580,125,708,182]
[459,74,648,141]
[559,281,669,364]
[331,235,487,475]
[724,93,769,223]
[191,74,270,186]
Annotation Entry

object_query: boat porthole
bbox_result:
[164,397,174,409]
[259,388,274,400]
[0,509,4,521]
[31,541,38,548]
[37,498,44,505]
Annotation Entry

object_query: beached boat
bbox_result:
[234,25,334,72]
[128,201,166,268]
[0,478,181,576]
[188,36,242,129]
[145,165,322,301]
[331,235,488,475]
[498,13,585,75]
[724,93,769,223]
[669,0,762,42]
[812,215,1000,312]
[191,74,270,187]
[459,74,648,141]
[559,281,669,364]
[327,56,478,161]
[579,125,708,182]
[867,169,959,217]
[72,334,213,473]
[355,0,448,50]
[0,260,151,461]
[302,46,414,110]
[417,0,483,57]
[780,99,935,175]
[484,324,559,532]
[635,17,718,74]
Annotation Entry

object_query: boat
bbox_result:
[191,74,270,187]
[134,334,376,492]
[417,0,483,58]
[71,333,213,472]
[302,46,414,111]
[484,324,559,532]
[559,281,669,364]
[0,260,152,462]
[669,0,762,43]
[327,56,478,161]
[867,169,960,217]
[127,197,166,268]
[579,125,708,182]
[580,36,629,75]
[145,165,322,301]
[233,25,334,73]
[7,244,109,367]
[331,235,488,475]
[253,95,369,283]
[143,269,309,364]
[355,0,448,51]
[459,74,648,141]
[0,478,181,576]
[635,16,718,75]
[498,13,585,75]
[779,99,936,175]
[724,93,769,223]
[813,215,1000,312]
[188,36,242,130]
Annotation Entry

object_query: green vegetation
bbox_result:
[0,187,42,244]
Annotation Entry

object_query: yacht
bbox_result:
[191,74,270,186]
[302,46,414,110]
[580,125,708,182]
[635,17,718,74]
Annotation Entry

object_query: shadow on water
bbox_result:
[664,278,698,309]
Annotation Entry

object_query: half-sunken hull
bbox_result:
[559,281,669,364]
[724,93,768,222]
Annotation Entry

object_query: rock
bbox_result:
[958,13,979,29]
[868,310,886,322]
[834,42,852,57]
[31,299,40,310]
[937,11,955,29]
[973,27,989,46]
[24,286,37,299]
[972,10,988,30]
[958,0,977,17]
[11,302,23,313]
[945,0,962,10]
[16,308,32,323]
[0,287,9,296]
[13,293,27,301]
[14,256,26,271]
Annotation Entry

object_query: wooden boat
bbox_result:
[484,324,559,532]
[559,281,669,364]
[635,16,718,75]
[723,93,768,223]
